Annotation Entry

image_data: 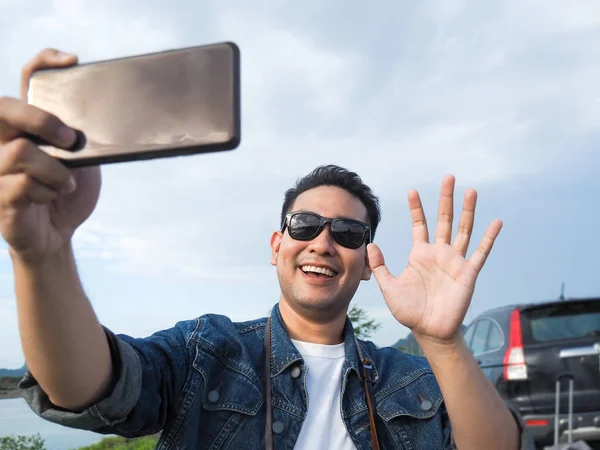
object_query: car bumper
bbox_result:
[524,412,600,444]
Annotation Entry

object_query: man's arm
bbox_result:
[1,49,189,436]
[12,244,113,411]
[419,336,520,450]
[0,48,114,412]
[366,177,530,448]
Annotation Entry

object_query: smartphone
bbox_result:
[27,42,241,167]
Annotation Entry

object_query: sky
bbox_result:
[1,0,599,368]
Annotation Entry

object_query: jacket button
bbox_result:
[420,399,432,411]
[272,421,285,434]
[208,390,220,403]
[290,366,301,378]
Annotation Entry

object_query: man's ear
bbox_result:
[361,246,372,281]
[270,231,283,266]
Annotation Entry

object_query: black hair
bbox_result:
[280,165,381,240]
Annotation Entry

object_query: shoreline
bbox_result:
[0,375,25,400]
[0,390,23,400]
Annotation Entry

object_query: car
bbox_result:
[463,296,600,449]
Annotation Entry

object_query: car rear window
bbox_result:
[521,301,600,343]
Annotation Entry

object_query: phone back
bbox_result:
[27,42,240,166]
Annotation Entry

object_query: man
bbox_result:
[0,49,534,450]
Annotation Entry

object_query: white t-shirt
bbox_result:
[290,339,357,450]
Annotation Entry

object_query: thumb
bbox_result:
[367,243,394,288]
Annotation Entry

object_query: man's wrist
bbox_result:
[10,243,76,275]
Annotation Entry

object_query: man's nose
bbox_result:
[307,225,336,254]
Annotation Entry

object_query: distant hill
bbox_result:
[393,324,468,356]
[0,364,27,377]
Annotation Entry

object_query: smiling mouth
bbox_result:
[300,265,338,278]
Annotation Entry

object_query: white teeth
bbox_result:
[301,265,336,277]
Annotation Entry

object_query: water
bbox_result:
[0,398,107,450]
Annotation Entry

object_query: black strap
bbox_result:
[355,338,381,450]
[263,319,380,449]
[264,317,273,450]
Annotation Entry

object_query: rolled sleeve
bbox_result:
[19,327,142,434]
[19,320,194,438]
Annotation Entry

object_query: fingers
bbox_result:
[408,189,429,244]
[0,173,62,207]
[434,174,455,245]
[452,188,477,257]
[0,97,77,148]
[469,219,503,273]
[408,177,499,272]
[0,138,76,195]
[21,48,78,100]
[367,243,395,289]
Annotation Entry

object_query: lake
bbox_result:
[0,398,107,450]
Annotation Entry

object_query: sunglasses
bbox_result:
[282,212,371,249]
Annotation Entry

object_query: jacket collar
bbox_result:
[268,303,379,383]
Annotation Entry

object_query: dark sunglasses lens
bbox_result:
[289,213,322,240]
[332,220,366,248]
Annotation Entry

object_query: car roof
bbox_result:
[472,297,600,320]
[517,296,600,312]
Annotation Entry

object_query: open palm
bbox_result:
[368,175,502,342]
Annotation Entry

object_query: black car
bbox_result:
[463,297,600,449]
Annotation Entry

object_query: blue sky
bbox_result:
[1,0,599,368]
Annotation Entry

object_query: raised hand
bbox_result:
[367,175,502,343]
[0,49,101,264]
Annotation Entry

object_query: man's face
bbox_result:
[270,186,372,318]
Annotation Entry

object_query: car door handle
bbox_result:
[559,344,600,358]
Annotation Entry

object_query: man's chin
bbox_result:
[292,295,348,315]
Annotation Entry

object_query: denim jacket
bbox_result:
[20,304,534,449]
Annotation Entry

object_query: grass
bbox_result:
[0,434,160,450]
[75,436,159,450]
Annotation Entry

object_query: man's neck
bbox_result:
[278,299,347,345]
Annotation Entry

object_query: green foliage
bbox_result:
[0,434,159,450]
[348,304,382,339]
[76,436,159,450]
[0,434,46,450]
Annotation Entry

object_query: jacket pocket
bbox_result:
[190,342,263,450]
[376,371,454,450]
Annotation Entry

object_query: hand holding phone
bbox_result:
[0,49,102,263]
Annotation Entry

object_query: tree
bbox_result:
[0,435,45,450]
[348,304,382,339]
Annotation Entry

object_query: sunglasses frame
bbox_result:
[282,211,372,249]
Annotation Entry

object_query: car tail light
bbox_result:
[525,419,549,427]
[503,308,528,381]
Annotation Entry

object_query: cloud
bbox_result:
[66,1,597,282]
[4,0,182,59]
[1,0,599,289]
